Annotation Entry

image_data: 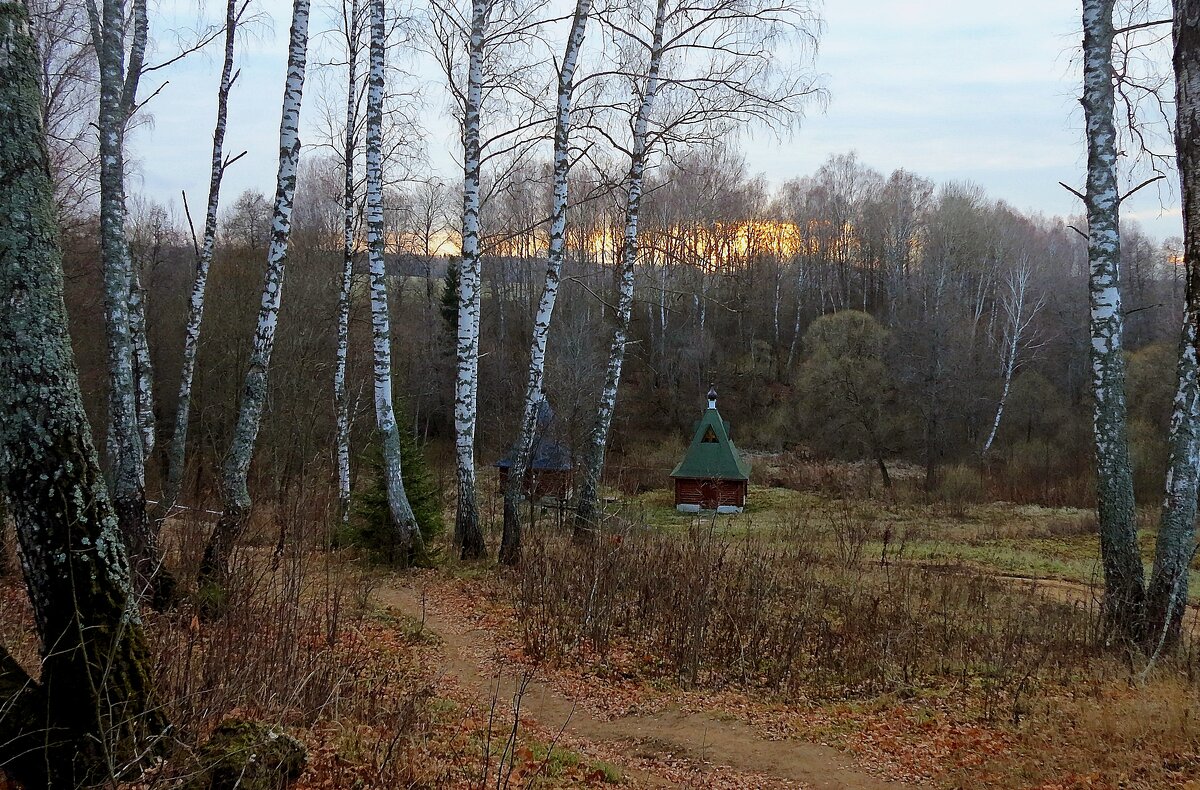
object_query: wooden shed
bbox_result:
[670,387,751,513]
[495,394,573,503]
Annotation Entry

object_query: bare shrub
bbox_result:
[982,440,1095,508]
[938,464,985,516]
[825,510,872,568]
[513,528,1195,722]
[144,502,435,786]
[1042,511,1098,538]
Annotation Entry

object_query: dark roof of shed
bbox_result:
[495,441,573,471]
[494,397,574,471]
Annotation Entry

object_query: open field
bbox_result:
[617,480,1200,606]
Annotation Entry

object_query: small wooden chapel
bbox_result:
[670,386,751,513]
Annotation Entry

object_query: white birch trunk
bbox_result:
[659,263,668,360]
[366,0,424,559]
[1081,0,1145,637]
[129,264,154,460]
[126,0,154,464]
[786,258,806,370]
[203,0,310,584]
[1146,0,1200,647]
[161,0,241,520]
[335,0,360,527]
[499,0,593,563]
[575,0,668,529]
[89,0,153,574]
[454,0,488,558]
[982,260,1042,455]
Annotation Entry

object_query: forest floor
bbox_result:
[370,579,907,789]
[333,478,1200,789]
[353,558,1200,790]
[4,483,1200,788]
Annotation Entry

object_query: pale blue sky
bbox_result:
[132,0,1184,241]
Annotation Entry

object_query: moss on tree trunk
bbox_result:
[0,2,166,784]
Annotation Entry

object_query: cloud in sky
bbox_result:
[132,0,1183,241]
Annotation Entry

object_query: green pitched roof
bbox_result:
[670,406,751,481]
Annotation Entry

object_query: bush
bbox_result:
[794,311,906,473]
[938,463,984,514]
[513,528,1113,711]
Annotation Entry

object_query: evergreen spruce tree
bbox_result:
[349,401,444,562]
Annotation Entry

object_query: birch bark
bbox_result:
[130,263,154,460]
[981,259,1042,455]
[574,0,669,530]
[455,0,488,559]
[366,0,425,560]
[89,0,155,579]
[499,0,593,565]
[121,0,149,464]
[162,0,242,521]
[786,258,806,371]
[1081,0,1145,639]
[0,3,165,781]
[202,0,311,585]
[1146,0,1200,648]
[335,0,361,527]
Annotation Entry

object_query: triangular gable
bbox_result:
[670,407,751,481]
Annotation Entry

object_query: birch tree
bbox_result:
[0,3,165,782]
[573,0,668,530]
[202,0,312,585]
[574,0,822,529]
[365,0,425,559]
[981,256,1044,455]
[453,0,488,558]
[1145,0,1200,648]
[85,0,157,582]
[333,0,363,527]
[427,0,546,559]
[161,0,247,522]
[130,264,154,461]
[1081,0,1146,639]
[499,0,594,565]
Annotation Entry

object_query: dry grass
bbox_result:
[0,499,613,789]
[509,517,1200,789]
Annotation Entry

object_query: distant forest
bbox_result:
[59,147,1183,510]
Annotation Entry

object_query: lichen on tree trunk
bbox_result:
[0,3,165,782]
[1146,0,1200,650]
[1081,0,1146,641]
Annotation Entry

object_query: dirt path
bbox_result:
[374,584,910,790]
